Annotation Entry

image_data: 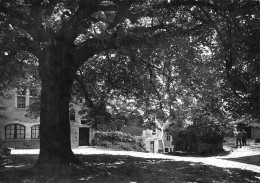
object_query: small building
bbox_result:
[236,120,260,139]
[142,128,174,153]
[0,88,94,149]
[250,122,260,139]
[120,115,175,153]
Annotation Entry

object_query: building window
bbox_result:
[70,109,75,121]
[152,129,156,135]
[81,119,88,124]
[31,125,40,139]
[17,96,26,108]
[167,133,171,141]
[5,124,25,139]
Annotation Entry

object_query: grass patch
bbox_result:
[0,154,260,182]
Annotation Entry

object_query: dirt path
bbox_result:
[10,143,260,175]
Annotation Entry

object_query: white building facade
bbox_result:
[0,88,94,149]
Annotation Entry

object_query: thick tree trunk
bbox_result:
[33,46,81,175]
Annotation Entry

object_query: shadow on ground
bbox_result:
[167,149,231,157]
[227,155,260,167]
[0,154,260,183]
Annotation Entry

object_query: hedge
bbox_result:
[93,131,147,152]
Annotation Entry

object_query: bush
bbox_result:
[175,123,224,153]
[199,128,224,144]
[255,138,260,143]
[93,131,146,152]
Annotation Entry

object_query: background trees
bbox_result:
[0,0,258,176]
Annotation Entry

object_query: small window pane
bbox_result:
[10,130,14,135]
[17,96,26,108]
[31,125,40,139]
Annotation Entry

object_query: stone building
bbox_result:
[250,121,260,139]
[142,128,174,153]
[0,88,94,149]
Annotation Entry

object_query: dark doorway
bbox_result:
[245,126,251,138]
[165,147,169,153]
[150,141,154,153]
[79,127,90,146]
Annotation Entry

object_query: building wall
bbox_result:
[142,128,174,153]
[250,122,260,139]
[163,133,173,152]
[0,89,40,123]
[251,128,260,139]
[142,129,161,153]
[1,121,40,149]
[0,89,39,148]
[0,89,94,148]
[70,120,94,148]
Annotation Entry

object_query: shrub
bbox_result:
[93,131,146,152]
[175,123,225,153]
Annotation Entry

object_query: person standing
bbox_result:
[242,129,247,146]
[236,130,242,148]
[233,129,238,146]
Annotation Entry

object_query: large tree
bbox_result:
[0,0,258,176]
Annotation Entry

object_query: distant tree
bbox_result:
[185,0,259,119]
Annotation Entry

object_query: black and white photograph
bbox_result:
[0,0,259,182]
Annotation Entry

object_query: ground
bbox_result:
[1,139,260,183]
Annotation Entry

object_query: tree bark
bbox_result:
[33,45,81,175]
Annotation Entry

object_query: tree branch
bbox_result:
[75,73,96,109]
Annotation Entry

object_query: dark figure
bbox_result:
[242,130,247,146]
[236,131,242,148]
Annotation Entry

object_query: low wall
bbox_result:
[2,139,40,149]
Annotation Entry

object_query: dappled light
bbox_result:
[5,163,31,169]
[1,153,260,182]
[0,0,258,182]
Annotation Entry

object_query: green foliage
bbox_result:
[176,110,227,153]
[25,98,41,119]
[93,131,146,152]
[1,0,257,131]
[0,0,258,170]
[191,108,228,144]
